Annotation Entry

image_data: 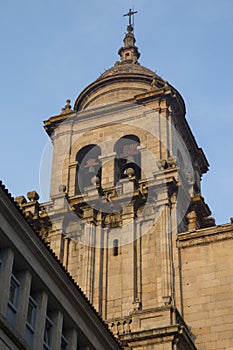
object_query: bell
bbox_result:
[91,176,100,186]
[124,167,135,177]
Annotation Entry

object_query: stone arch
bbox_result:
[114,135,141,184]
[75,144,101,194]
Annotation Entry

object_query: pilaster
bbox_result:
[16,270,32,336]
[0,248,14,316]
[99,151,115,189]
[34,291,48,350]
[66,328,78,350]
[51,310,63,350]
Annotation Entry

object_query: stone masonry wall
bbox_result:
[179,225,233,350]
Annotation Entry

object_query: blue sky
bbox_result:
[0,0,233,224]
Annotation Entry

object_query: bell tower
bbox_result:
[38,11,213,349]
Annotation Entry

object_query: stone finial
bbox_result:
[27,191,39,202]
[151,76,157,88]
[132,298,142,311]
[203,216,216,227]
[158,159,168,170]
[230,217,233,224]
[15,195,27,205]
[61,99,72,114]
[167,157,176,168]
[59,184,66,193]
[151,76,165,90]
[187,210,197,231]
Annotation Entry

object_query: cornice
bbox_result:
[177,223,233,248]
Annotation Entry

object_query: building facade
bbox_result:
[0,182,122,350]
[15,20,233,350]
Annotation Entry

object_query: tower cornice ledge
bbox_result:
[177,222,233,248]
[119,324,197,350]
[44,111,76,137]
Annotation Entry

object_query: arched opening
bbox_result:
[113,239,119,257]
[75,144,101,194]
[114,135,141,184]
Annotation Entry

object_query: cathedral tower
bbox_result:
[35,12,213,349]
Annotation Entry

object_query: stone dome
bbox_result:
[98,61,160,81]
[73,62,165,112]
[74,25,165,112]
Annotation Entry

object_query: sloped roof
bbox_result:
[0,180,122,350]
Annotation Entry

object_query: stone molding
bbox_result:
[178,223,233,248]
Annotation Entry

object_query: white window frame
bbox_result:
[8,274,20,312]
[43,315,53,350]
[26,296,37,332]
[61,334,68,350]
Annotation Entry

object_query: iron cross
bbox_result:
[123,8,138,26]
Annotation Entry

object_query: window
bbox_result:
[27,296,37,329]
[8,274,20,309]
[43,315,53,349]
[6,274,20,326]
[25,296,37,347]
[75,144,102,194]
[113,239,119,257]
[61,334,68,350]
[114,135,141,184]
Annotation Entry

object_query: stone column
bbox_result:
[102,228,109,319]
[133,219,142,310]
[98,141,115,189]
[48,228,64,260]
[133,219,137,304]
[161,202,172,306]
[93,224,104,314]
[167,107,173,157]
[51,310,63,350]
[0,248,14,315]
[138,145,158,180]
[50,122,72,198]
[159,103,170,160]
[171,191,183,314]
[68,162,77,196]
[122,203,136,314]
[83,222,96,303]
[34,291,48,350]
[16,270,32,335]
[63,236,70,269]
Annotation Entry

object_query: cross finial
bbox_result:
[123,8,138,27]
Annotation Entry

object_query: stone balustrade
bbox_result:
[108,317,132,335]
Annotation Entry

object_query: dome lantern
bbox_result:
[118,9,140,63]
[118,24,140,63]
